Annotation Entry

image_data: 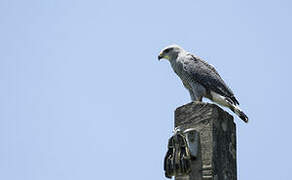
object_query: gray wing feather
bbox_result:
[183,54,239,105]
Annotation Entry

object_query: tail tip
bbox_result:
[239,112,249,123]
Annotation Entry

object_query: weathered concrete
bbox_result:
[174,102,237,180]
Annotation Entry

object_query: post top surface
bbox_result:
[175,102,234,128]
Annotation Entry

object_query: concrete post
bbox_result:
[174,102,237,180]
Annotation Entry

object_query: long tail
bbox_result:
[230,105,249,123]
[209,91,249,123]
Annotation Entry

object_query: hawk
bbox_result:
[158,45,248,123]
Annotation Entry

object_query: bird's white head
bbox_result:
[158,44,185,61]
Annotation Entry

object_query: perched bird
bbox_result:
[158,45,248,123]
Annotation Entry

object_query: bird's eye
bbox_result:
[164,49,170,53]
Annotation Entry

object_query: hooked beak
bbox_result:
[158,53,163,60]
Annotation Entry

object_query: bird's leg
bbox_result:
[189,90,202,102]
[188,90,197,102]
[198,96,202,102]
[191,93,202,102]
[193,97,202,102]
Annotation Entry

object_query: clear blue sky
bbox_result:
[1,0,292,179]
